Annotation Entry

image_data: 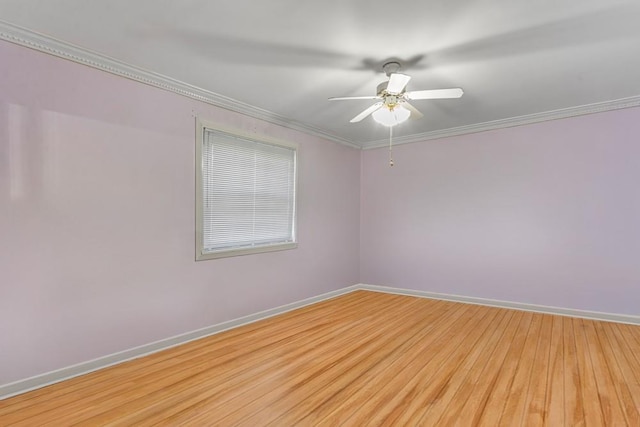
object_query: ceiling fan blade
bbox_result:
[350,102,383,123]
[405,88,464,100]
[386,73,411,94]
[328,95,381,101]
[402,102,424,119]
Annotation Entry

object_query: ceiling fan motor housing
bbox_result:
[376,81,390,96]
[377,82,407,97]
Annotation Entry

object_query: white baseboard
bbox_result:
[3,283,639,400]
[0,285,359,400]
[359,284,640,325]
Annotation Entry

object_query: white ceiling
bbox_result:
[1,0,640,148]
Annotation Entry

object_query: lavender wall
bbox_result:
[361,107,640,316]
[3,36,639,389]
[0,40,360,384]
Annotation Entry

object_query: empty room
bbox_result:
[1,1,640,425]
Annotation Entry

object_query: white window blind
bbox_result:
[199,128,297,258]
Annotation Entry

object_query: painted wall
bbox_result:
[3,35,640,388]
[0,40,361,384]
[361,107,640,316]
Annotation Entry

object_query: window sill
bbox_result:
[196,242,298,261]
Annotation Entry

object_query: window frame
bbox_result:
[195,119,298,261]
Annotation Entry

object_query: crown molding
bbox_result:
[3,20,640,152]
[361,95,640,149]
[0,20,360,149]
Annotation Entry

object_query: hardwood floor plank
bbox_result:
[436,310,524,426]
[1,291,639,426]
[573,318,606,426]
[609,324,640,382]
[617,323,640,367]
[428,311,516,424]
[604,324,640,418]
[261,301,467,426]
[562,316,586,426]
[474,311,534,426]
[582,319,628,425]
[497,311,544,424]
[364,305,498,424]
[521,313,553,426]
[379,308,506,424]
[173,297,446,426]
[282,301,474,426]
[543,315,565,426]
[216,300,456,426]
[591,321,640,425]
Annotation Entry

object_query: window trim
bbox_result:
[195,118,298,261]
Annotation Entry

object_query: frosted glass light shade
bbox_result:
[372,105,411,127]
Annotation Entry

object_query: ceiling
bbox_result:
[1,0,640,148]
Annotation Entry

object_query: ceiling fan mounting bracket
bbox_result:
[382,61,402,76]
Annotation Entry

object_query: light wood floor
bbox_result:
[1,291,640,426]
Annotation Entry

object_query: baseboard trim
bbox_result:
[359,284,640,325]
[0,285,359,400]
[3,283,638,400]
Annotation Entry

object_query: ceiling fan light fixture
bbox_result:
[372,104,411,127]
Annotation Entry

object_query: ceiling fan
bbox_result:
[329,61,463,126]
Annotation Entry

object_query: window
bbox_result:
[196,120,297,260]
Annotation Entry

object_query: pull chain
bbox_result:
[389,125,394,167]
